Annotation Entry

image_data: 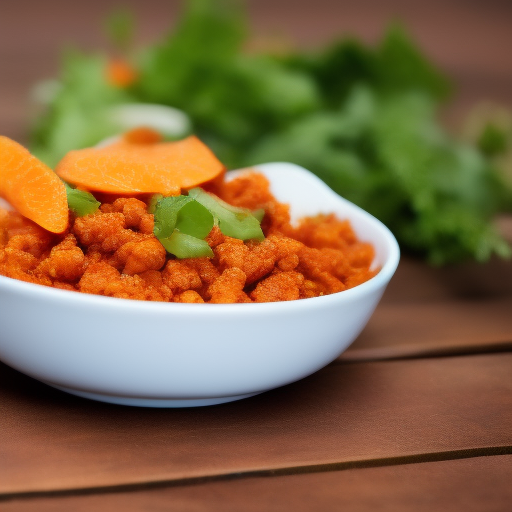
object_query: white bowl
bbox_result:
[0,163,399,407]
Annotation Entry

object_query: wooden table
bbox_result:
[1,1,512,510]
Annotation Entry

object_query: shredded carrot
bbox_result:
[55,135,225,196]
[106,58,138,88]
[0,136,68,233]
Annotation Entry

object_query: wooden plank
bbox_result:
[3,454,512,512]
[382,257,512,304]
[1,353,511,496]
[343,297,512,361]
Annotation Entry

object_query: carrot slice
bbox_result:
[106,58,138,88]
[55,135,225,196]
[0,136,68,233]
[123,127,163,145]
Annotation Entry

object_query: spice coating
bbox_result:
[0,172,377,303]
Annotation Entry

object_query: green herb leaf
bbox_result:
[153,189,262,259]
[176,200,215,239]
[63,182,100,216]
[153,195,194,238]
[159,230,214,259]
[189,188,264,241]
[153,195,214,240]
[152,193,215,259]
[148,193,164,214]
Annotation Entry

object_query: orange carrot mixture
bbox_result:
[0,136,377,303]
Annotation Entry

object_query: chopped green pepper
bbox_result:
[174,199,215,239]
[153,195,193,238]
[252,208,265,223]
[63,182,100,216]
[159,230,214,259]
[147,193,164,213]
[188,188,264,241]
[152,187,264,259]
[153,195,214,239]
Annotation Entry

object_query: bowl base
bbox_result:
[46,383,260,408]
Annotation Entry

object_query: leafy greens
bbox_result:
[30,0,512,264]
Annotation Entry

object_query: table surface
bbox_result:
[1,1,512,510]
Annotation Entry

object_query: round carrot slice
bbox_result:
[55,135,225,196]
[0,136,68,233]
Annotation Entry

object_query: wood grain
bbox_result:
[344,296,512,361]
[2,353,511,496]
[382,257,512,303]
[3,455,512,512]
[0,1,511,509]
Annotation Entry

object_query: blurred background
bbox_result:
[1,0,511,141]
[1,0,512,267]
